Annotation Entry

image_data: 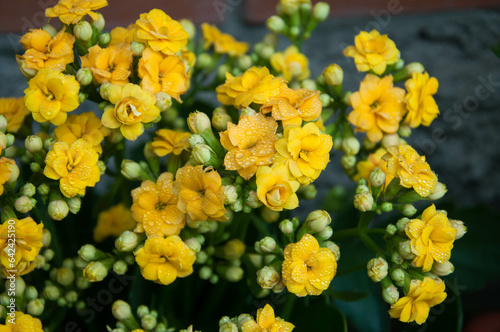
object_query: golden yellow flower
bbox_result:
[44,139,100,198]
[131,172,186,238]
[270,45,310,81]
[138,47,189,102]
[0,311,43,331]
[134,235,195,285]
[24,68,80,126]
[261,85,322,127]
[383,144,437,197]
[54,111,110,154]
[201,23,249,57]
[0,217,43,276]
[343,30,400,75]
[241,304,295,332]
[81,44,133,86]
[174,165,227,222]
[216,67,286,109]
[0,98,30,133]
[110,24,135,46]
[389,277,447,324]
[275,122,332,185]
[404,72,440,128]
[93,203,136,242]
[17,29,75,72]
[282,234,337,297]
[45,0,108,25]
[134,9,189,55]
[348,74,405,143]
[151,129,190,157]
[220,112,278,180]
[405,204,456,272]
[256,165,299,211]
[354,147,393,186]
[0,157,16,196]
[101,83,160,141]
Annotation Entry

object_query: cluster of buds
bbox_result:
[196,238,245,284]
[111,300,170,331]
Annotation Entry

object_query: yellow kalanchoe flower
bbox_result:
[383,144,438,197]
[275,122,332,185]
[256,165,299,211]
[201,23,249,57]
[270,45,310,81]
[45,0,108,25]
[93,203,136,242]
[389,277,447,325]
[241,304,295,332]
[0,157,16,196]
[174,165,227,222]
[404,72,440,128]
[131,172,186,238]
[135,235,196,285]
[24,68,80,126]
[406,204,456,272]
[54,111,110,154]
[101,83,161,141]
[354,147,393,187]
[348,74,405,143]
[220,112,278,180]
[44,139,101,198]
[110,24,135,46]
[343,30,400,75]
[282,233,337,297]
[0,311,43,331]
[81,44,133,86]
[0,98,29,133]
[134,9,189,55]
[151,129,190,157]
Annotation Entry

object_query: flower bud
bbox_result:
[324,241,340,261]
[30,162,41,173]
[155,91,172,112]
[382,133,399,148]
[354,192,374,212]
[76,276,91,290]
[17,59,37,78]
[390,268,405,287]
[84,261,108,282]
[319,93,331,108]
[266,16,287,34]
[312,2,330,22]
[236,55,253,71]
[259,237,277,253]
[14,196,34,213]
[91,13,105,31]
[44,249,55,261]
[66,197,81,214]
[300,79,317,91]
[342,137,360,156]
[391,251,404,265]
[199,266,212,280]
[130,41,146,57]
[42,24,57,37]
[98,32,111,47]
[260,207,280,223]
[25,286,38,301]
[223,185,238,205]
[341,154,356,170]
[0,115,7,133]
[369,168,386,188]
[427,182,447,200]
[398,124,411,137]
[65,290,78,303]
[27,299,44,316]
[396,217,409,233]
[142,314,157,330]
[48,200,69,220]
[305,210,331,233]
[432,261,454,276]
[56,267,75,286]
[382,285,399,304]
[196,53,213,69]
[188,111,211,134]
[256,266,280,289]
[367,257,388,282]
[5,134,14,147]
[279,219,294,235]
[449,219,466,240]
[317,226,333,241]
[121,159,143,180]
[19,183,36,197]
[400,204,417,217]
[75,68,92,87]
[405,62,425,75]
[37,183,50,196]
[224,239,246,260]
[192,144,214,165]
[112,300,132,320]
[322,64,343,86]
[230,198,243,213]
[212,107,232,132]
[43,285,60,301]
[238,314,254,328]
[113,260,128,275]
[380,202,393,213]
[385,224,397,237]
[74,21,93,41]
[25,135,43,154]
[184,237,202,254]
[398,240,416,260]
[220,321,238,332]
[245,190,262,209]
[115,231,141,252]
[78,244,98,261]
[224,266,244,282]
[6,162,19,183]
[136,305,149,319]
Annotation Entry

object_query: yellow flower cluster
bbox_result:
[270,45,310,81]
[202,23,249,57]
[45,0,108,25]
[151,129,190,157]
[0,311,43,331]
[404,72,440,128]
[81,44,133,86]
[241,304,295,332]
[0,98,30,133]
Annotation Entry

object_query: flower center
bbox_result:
[156,202,166,210]
[266,184,287,207]
[115,97,144,125]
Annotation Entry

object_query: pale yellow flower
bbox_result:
[241,304,295,332]
[151,129,190,157]
[256,165,299,211]
[45,0,108,25]
[404,72,440,128]
[93,203,136,242]
[270,45,310,81]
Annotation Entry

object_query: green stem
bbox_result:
[280,293,297,320]
[336,263,366,277]
[360,233,384,255]
[358,211,376,231]
[330,227,359,241]
[167,154,180,175]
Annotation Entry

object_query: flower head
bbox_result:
[135,235,196,285]
[405,204,456,272]
[343,30,400,75]
[0,157,16,196]
[389,277,447,324]
[256,165,300,211]
[0,98,29,133]
[270,45,310,81]
[354,147,393,187]
[0,311,43,331]
[241,304,295,332]
[110,24,135,46]
[201,23,249,57]
[134,9,189,55]
[81,44,133,86]
[131,172,186,237]
[348,74,405,142]
[174,165,227,222]
[220,112,278,180]
[282,234,337,297]
[151,129,190,157]
[404,72,440,128]
[383,144,437,197]
[44,139,101,198]
[24,68,80,125]
[101,83,160,141]
[45,0,108,25]
[93,203,136,242]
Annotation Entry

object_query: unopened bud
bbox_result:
[25,286,38,301]
[20,183,36,197]
[341,155,356,170]
[43,285,60,300]
[115,231,141,252]
[98,32,111,47]
[367,257,388,282]
[224,185,238,205]
[449,219,466,240]
[192,144,214,165]
[18,59,37,78]
[14,196,34,213]
[256,266,280,289]
[76,68,92,86]
[142,314,157,330]
[196,53,213,69]
[369,168,386,188]
[78,244,98,261]
[305,210,331,233]
[319,93,332,107]
[398,240,416,260]
[405,62,425,75]
[386,224,397,237]
[84,261,108,282]
[398,124,412,137]
[400,204,417,217]
[391,268,405,287]
[0,132,6,149]
[382,133,399,148]
[113,260,128,275]
[187,111,211,134]
[259,237,277,253]
[224,239,245,260]
[382,285,399,304]
[155,92,172,112]
[38,183,50,196]
[432,261,454,276]
[57,267,75,286]
[121,159,142,180]
[427,182,447,200]
[237,55,253,71]
[317,226,333,240]
[91,13,105,31]
[27,299,45,316]
[7,163,19,183]
[396,217,410,233]
[0,115,7,133]
[42,24,57,37]
[238,314,253,328]
[48,200,69,220]
[224,266,244,282]
[266,16,287,34]
[324,241,340,261]
[199,266,212,280]
[184,237,201,254]
[25,135,43,153]
[342,137,360,156]
[131,41,146,57]
[74,21,93,41]
[260,207,280,223]
[380,202,393,213]
[99,83,112,100]
[354,192,374,212]
[312,2,330,22]
[322,64,343,86]
[279,219,294,235]
[245,190,261,209]
[112,300,132,320]
[301,78,317,91]
[212,107,232,131]
[220,321,238,332]
[67,197,81,214]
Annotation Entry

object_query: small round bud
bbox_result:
[84,261,108,282]
[141,314,157,330]
[7,163,19,183]
[245,190,262,209]
[42,24,58,37]
[115,231,140,252]
[5,134,14,147]
[180,19,196,39]
[137,305,149,319]
[199,266,212,280]
[44,249,55,261]
[27,299,45,316]
[259,237,277,253]
[449,219,466,240]
[220,321,238,332]
[398,124,412,137]
[256,266,280,289]
[196,53,213,69]
[196,250,208,264]
[98,33,111,47]
[38,183,50,196]
[25,135,43,153]
[367,257,388,282]
[91,13,105,31]
[312,2,330,22]
[305,210,331,233]
[391,268,405,287]
[382,285,399,304]
[224,239,246,260]
[67,197,81,214]
[65,290,78,303]
[187,111,211,134]
[121,159,143,181]
[74,21,93,41]
[240,107,257,117]
[112,300,132,320]
[76,68,92,86]
[432,261,454,276]
[184,237,201,254]
[301,78,317,91]
[382,133,399,148]
[48,200,69,220]
[0,132,7,150]
[266,16,286,34]
[15,196,34,213]
[237,55,253,71]
[427,182,447,200]
[30,162,42,173]
[20,183,36,197]
[398,240,416,260]
[400,204,417,217]
[212,107,232,131]
[76,276,91,290]
[354,192,374,212]
[43,285,60,301]
[279,219,294,235]
[78,244,97,261]
[224,185,238,205]
[391,251,404,264]
[56,267,75,286]
[322,64,343,86]
[404,62,425,75]
[386,224,397,237]
[230,199,243,213]
[0,115,7,133]
[113,260,128,275]
[369,168,386,188]
[342,136,360,156]
[155,92,172,112]
[317,226,333,241]
[224,266,244,282]
[396,217,410,233]
[260,207,280,223]
[380,202,393,213]
[25,286,38,301]
[130,41,146,57]
[341,155,356,170]
[238,314,253,328]
[188,134,205,148]
[192,144,214,165]
[323,241,340,261]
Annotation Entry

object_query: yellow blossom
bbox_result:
[282,234,337,297]
[44,139,100,198]
[174,165,227,222]
[354,147,393,187]
[81,44,133,86]
[0,157,15,196]
[151,129,190,157]
[275,122,332,185]
[135,235,195,285]
[389,277,447,324]
[138,47,189,102]
[131,172,185,238]
[216,66,286,109]
[270,45,310,81]
[24,68,80,126]
[201,23,249,57]
[0,98,29,133]
[0,311,43,331]
[93,203,136,242]
[348,74,405,143]
[54,111,110,154]
[134,9,189,55]
[45,0,108,25]
[101,83,160,141]
[110,24,135,46]
[220,112,278,180]
[241,304,295,332]
[405,204,456,272]
[0,217,43,276]
[343,30,400,75]
[383,144,437,197]
[404,72,440,128]
[256,165,299,211]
